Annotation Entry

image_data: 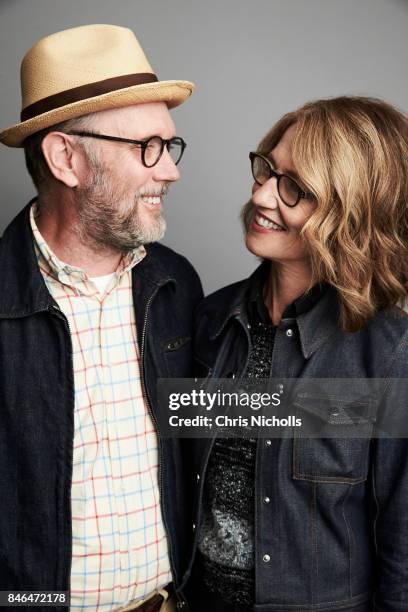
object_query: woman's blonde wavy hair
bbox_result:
[255,96,408,332]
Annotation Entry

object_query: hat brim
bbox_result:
[0,80,194,147]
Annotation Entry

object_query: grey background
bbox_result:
[1,0,407,295]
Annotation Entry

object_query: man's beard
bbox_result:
[75,157,167,253]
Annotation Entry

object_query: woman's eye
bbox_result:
[305,192,317,203]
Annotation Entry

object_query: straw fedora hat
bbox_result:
[0,24,194,147]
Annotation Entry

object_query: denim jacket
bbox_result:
[0,202,202,610]
[186,263,408,612]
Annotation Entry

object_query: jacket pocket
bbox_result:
[292,393,375,484]
[163,335,192,377]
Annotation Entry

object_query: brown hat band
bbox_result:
[20,72,158,121]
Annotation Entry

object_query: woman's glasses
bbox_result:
[249,152,315,207]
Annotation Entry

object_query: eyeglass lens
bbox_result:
[143,136,184,167]
[251,155,301,206]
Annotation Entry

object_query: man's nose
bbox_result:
[252,178,280,209]
[153,148,180,182]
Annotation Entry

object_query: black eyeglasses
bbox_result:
[68,131,186,168]
[249,152,315,207]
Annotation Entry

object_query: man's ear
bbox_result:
[41,132,81,188]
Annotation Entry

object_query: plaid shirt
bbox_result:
[30,205,172,611]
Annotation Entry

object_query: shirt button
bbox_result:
[263,496,270,504]
[192,523,196,531]
[196,473,200,482]
[246,323,251,329]
[265,439,272,447]
[286,328,294,337]
[263,554,271,563]
[277,383,284,393]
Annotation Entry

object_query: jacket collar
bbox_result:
[132,243,175,288]
[296,287,340,358]
[0,201,175,318]
[0,200,53,317]
[209,261,340,359]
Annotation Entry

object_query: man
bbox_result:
[0,24,202,612]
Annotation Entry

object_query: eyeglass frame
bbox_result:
[249,151,315,207]
[67,131,187,168]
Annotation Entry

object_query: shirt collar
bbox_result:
[30,202,146,295]
[247,261,327,324]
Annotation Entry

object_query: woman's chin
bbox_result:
[245,232,274,260]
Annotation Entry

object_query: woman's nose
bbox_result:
[252,179,280,209]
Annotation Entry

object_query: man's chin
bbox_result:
[136,218,167,245]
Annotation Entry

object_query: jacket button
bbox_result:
[286,328,294,337]
[192,523,196,531]
[263,496,270,504]
[277,383,284,394]
[265,439,272,447]
[196,473,200,482]
[263,554,271,563]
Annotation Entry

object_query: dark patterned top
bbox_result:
[196,265,326,605]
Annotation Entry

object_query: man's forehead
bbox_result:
[91,102,176,137]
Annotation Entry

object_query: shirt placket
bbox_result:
[97,286,127,603]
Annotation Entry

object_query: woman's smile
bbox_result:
[252,208,287,232]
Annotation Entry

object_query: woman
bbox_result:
[185,97,408,611]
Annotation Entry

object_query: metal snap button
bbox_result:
[263,554,271,563]
[265,439,272,447]
[263,496,270,504]
[286,328,294,337]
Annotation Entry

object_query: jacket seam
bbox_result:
[311,483,318,606]
[292,435,368,484]
[371,454,379,555]
[341,485,353,599]
[253,589,371,609]
[293,473,367,485]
